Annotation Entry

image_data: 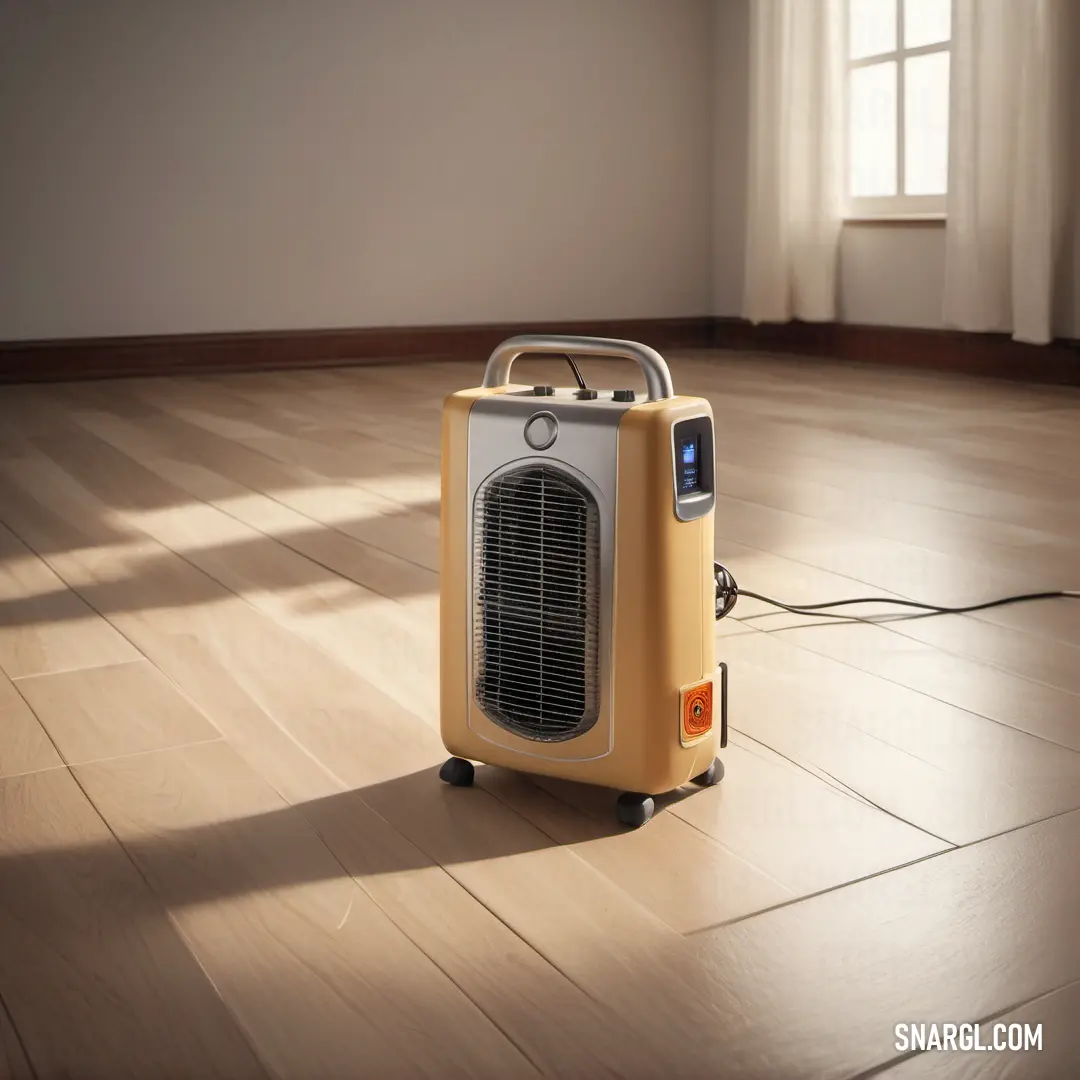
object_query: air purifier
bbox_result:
[439,335,726,827]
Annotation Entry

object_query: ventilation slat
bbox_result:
[472,631,587,661]
[472,464,601,742]
[474,651,590,680]
[479,564,592,586]
[477,602,593,626]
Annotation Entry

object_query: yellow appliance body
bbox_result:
[440,336,720,806]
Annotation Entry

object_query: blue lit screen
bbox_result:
[677,436,700,493]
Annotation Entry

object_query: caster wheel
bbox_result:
[690,758,725,787]
[439,757,475,787]
[616,792,655,828]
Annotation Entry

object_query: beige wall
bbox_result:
[712,0,1080,338]
[5,0,1072,343]
[0,0,715,341]
[838,227,947,329]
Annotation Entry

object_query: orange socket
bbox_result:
[681,681,713,741]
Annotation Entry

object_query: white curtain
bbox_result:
[943,0,1071,345]
[742,0,845,325]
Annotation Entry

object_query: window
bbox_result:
[846,0,952,218]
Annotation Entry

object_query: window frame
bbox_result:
[844,0,952,220]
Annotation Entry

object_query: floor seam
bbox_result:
[685,805,1080,938]
[767,621,1080,757]
[60,762,278,1080]
[845,974,1080,1079]
[0,988,42,1080]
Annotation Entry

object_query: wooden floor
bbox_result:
[1,351,1079,1080]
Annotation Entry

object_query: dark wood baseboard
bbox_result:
[712,317,1080,386]
[0,317,714,384]
[1,314,1077,386]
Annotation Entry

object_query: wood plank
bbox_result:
[666,739,950,897]
[0,997,33,1080]
[297,426,441,509]
[868,613,1080,700]
[969,597,1080,653]
[931,426,1080,482]
[70,400,441,579]
[712,536,1080,701]
[351,765,743,1078]
[475,765,795,932]
[0,436,439,798]
[513,729,950,900]
[127,373,445,501]
[691,395,1077,535]
[299,784,682,1080]
[165,377,442,490]
[688,809,1080,1080]
[65,637,687,1079]
[721,627,1080,845]
[715,536,914,627]
[721,717,880,806]
[0,767,269,1079]
[0,668,61,778]
[0,451,449,790]
[169,376,445,459]
[3,429,441,730]
[238,433,440,570]
[73,740,535,1080]
[0,520,139,678]
[128,631,351,805]
[15,660,220,765]
[773,619,1080,753]
[710,404,1080,508]
[713,454,1071,570]
[712,492,1045,603]
[147,454,437,601]
[876,980,1080,1079]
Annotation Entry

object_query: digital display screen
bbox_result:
[677,435,701,494]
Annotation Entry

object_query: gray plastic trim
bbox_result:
[465,396,620,761]
[482,334,675,402]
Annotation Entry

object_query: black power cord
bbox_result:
[714,562,1080,623]
[563,353,589,391]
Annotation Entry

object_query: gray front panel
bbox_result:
[466,393,630,761]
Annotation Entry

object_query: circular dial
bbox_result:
[523,411,559,451]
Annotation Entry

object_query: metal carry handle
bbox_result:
[481,334,675,402]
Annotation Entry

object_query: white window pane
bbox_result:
[903,0,952,49]
[850,62,897,197]
[848,0,897,60]
[904,51,950,195]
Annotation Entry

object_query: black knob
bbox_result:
[533,385,554,396]
[575,388,598,400]
[613,389,636,402]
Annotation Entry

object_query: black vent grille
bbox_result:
[472,464,601,741]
